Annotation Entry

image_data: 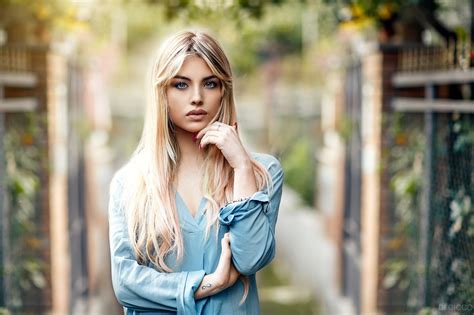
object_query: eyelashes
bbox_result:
[174,82,188,89]
[172,80,219,90]
[204,81,218,88]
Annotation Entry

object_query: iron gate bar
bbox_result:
[393,69,474,87]
[0,72,37,87]
[0,99,38,112]
[391,98,474,113]
[0,83,5,307]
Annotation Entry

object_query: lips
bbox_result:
[186,109,207,116]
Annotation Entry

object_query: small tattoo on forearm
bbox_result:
[201,282,212,290]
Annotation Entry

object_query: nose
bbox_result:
[191,86,203,105]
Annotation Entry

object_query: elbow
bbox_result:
[112,269,128,306]
[111,264,136,308]
[113,284,128,307]
[233,241,276,276]
[113,273,142,310]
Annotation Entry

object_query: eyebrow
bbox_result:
[173,75,218,81]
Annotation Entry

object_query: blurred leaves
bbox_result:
[384,112,425,308]
[0,0,89,43]
[385,112,474,309]
[452,120,474,153]
[382,259,409,290]
[112,0,305,74]
[4,113,47,309]
[448,189,472,238]
[280,138,314,206]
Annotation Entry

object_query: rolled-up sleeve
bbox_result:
[218,155,284,275]
[108,170,205,315]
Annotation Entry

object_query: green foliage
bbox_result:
[140,0,290,19]
[434,115,474,305]
[280,138,314,207]
[326,0,440,23]
[0,0,89,43]
[384,112,425,309]
[3,113,47,310]
[385,112,474,310]
[105,0,304,75]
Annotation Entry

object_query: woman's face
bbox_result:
[167,55,222,134]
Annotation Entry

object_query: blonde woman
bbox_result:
[108,30,284,315]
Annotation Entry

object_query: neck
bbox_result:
[175,127,205,166]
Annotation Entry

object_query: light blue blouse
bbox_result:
[108,153,284,315]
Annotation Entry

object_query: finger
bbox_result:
[222,232,230,241]
[199,128,233,147]
[224,233,231,249]
[200,130,221,139]
[220,236,231,259]
[200,134,220,149]
[221,233,231,250]
[196,122,231,140]
[196,122,221,140]
[216,122,231,131]
[221,237,228,248]
[195,124,214,140]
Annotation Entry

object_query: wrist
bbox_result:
[233,158,252,171]
[208,272,225,290]
[195,273,223,299]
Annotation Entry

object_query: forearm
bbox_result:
[194,247,241,300]
[233,159,257,199]
[222,156,285,275]
[194,274,222,299]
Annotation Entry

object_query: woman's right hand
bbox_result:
[194,233,240,299]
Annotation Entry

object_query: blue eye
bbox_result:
[174,82,188,89]
[204,81,218,89]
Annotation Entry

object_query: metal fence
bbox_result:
[341,44,474,314]
[0,45,89,314]
[388,46,474,313]
[342,60,362,315]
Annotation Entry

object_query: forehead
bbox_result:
[176,55,213,77]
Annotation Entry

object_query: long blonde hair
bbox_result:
[125,30,272,300]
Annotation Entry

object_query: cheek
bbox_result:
[166,95,180,123]
[167,90,180,105]
[167,91,185,112]
[209,91,222,108]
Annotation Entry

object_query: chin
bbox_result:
[181,125,204,133]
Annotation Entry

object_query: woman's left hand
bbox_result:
[195,122,251,169]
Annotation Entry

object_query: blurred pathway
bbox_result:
[259,260,320,315]
[269,185,354,315]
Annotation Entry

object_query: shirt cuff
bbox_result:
[177,270,206,315]
[218,191,270,225]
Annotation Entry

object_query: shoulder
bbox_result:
[250,152,283,176]
[109,161,136,195]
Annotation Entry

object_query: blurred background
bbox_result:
[0,0,473,314]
